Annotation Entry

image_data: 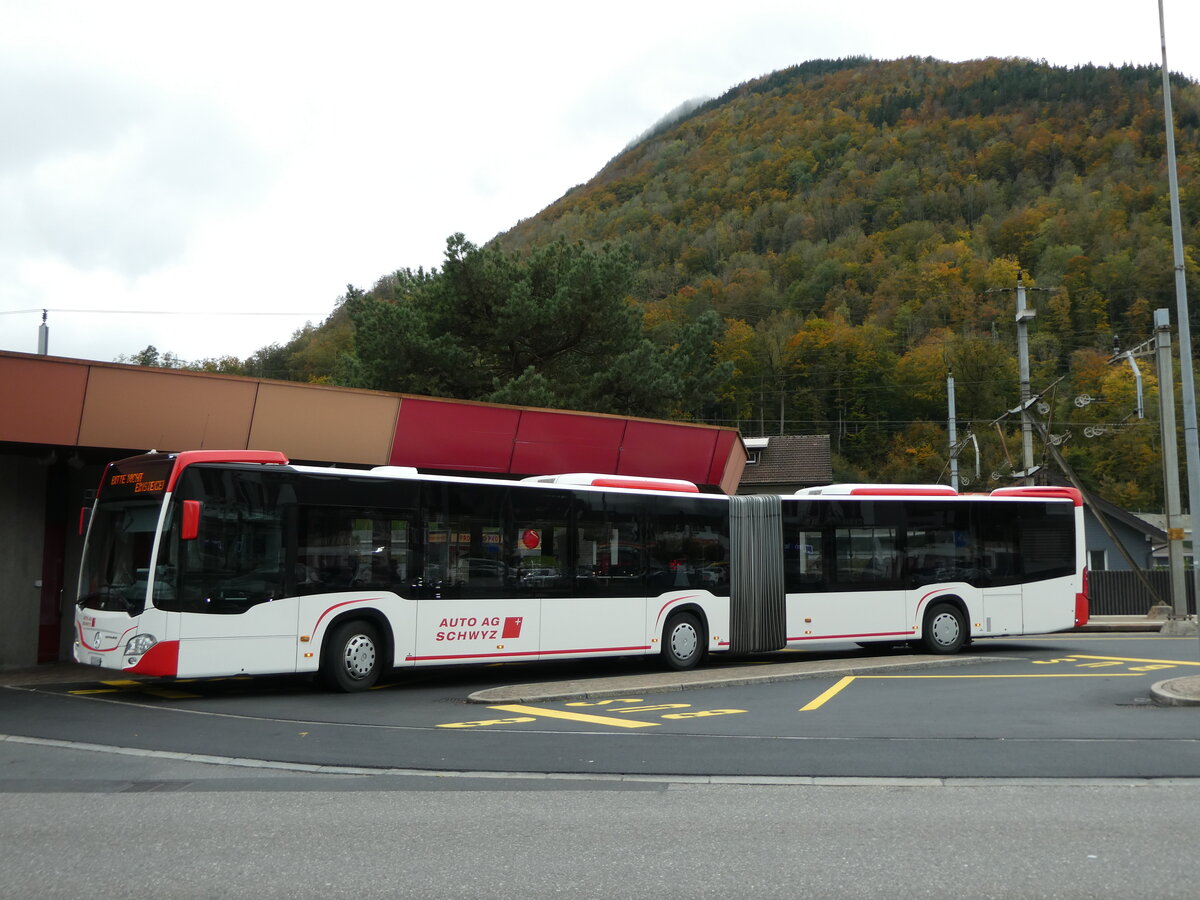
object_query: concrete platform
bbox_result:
[1150,675,1200,707]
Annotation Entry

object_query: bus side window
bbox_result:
[510,488,571,597]
[425,483,509,598]
[169,468,288,614]
[782,501,827,592]
[828,500,901,589]
[296,510,412,594]
[575,492,645,598]
[646,497,729,593]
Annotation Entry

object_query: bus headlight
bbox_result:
[126,634,158,657]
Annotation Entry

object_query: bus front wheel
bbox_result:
[319,620,384,692]
[661,612,705,671]
[918,603,967,654]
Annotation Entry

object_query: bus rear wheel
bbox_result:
[661,611,705,671]
[918,602,967,654]
[320,620,384,692]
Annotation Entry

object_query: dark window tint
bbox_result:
[976,500,1075,585]
[646,497,730,593]
[575,492,646,597]
[827,500,902,589]
[159,467,290,614]
[78,500,162,614]
[782,500,828,592]
[298,508,415,594]
[510,488,573,597]
[423,483,510,598]
[904,501,980,587]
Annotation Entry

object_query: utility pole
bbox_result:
[37,310,49,356]
[1159,0,1200,622]
[1154,309,1188,618]
[947,369,958,490]
[1015,278,1038,485]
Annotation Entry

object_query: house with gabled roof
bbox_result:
[737,434,833,495]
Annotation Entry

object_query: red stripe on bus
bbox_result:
[311,598,381,633]
[654,596,700,627]
[990,485,1083,506]
[407,645,651,662]
[167,450,289,491]
[913,590,944,617]
[124,640,180,676]
[849,487,956,496]
[588,477,699,493]
[788,632,911,642]
[76,622,137,652]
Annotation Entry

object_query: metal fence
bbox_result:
[1088,570,1196,615]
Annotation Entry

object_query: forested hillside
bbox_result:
[132,57,1200,507]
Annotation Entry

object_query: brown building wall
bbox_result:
[249,382,400,465]
[78,367,258,452]
[0,356,88,446]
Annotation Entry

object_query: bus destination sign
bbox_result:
[110,471,166,493]
[101,460,174,500]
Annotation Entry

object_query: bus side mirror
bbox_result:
[182,500,202,541]
[78,507,91,537]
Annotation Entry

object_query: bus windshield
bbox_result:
[77,455,175,616]
[77,499,163,615]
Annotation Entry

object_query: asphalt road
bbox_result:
[4,783,1200,899]
[3,633,1199,899]
[2,633,1197,781]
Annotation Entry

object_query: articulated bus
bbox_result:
[73,450,1088,691]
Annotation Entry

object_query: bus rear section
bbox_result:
[779,485,1086,653]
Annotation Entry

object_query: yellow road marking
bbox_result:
[1067,654,1200,667]
[863,673,1144,678]
[800,676,856,710]
[798,664,1166,711]
[488,704,660,729]
[662,709,746,719]
[68,681,201,698]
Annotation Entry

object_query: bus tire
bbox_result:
[919,602,967,654]
[319,620,384,692]
[661,611,705,671]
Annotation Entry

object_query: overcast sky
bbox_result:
[2,0,1198,365]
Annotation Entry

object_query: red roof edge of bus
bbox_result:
[588,477,700,493]
[989,486,1083,507]
[847,486,957,496]
[167,450,290,491]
